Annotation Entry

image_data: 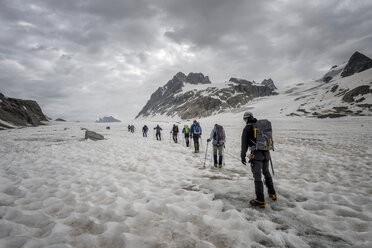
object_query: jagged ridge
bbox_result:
[136,73,277,119]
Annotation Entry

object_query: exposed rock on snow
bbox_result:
[85,130,104,140]
[55,118,66,122]
[261,78,277,90]
[95,116,121,123]
[136,73,277,120]
[0,92,48,129]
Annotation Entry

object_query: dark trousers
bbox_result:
[143,131,147,137]
[172,133,178,142]
[193,134,200,152]
[185,134,190,147]
[156,132,161,140]
[251,151,276,202]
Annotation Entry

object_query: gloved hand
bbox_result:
[241,153,247,165]
[248,153,254,163]
[207,138,211,142]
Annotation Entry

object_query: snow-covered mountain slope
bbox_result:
[136,72,276,120]
[1,114,371,247]
[281,64,372,118]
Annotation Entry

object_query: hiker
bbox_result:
[142,125,149,137]
[241,111,276,208]
[190,120,202,153]
[207,124,226,168]
[182,124,190,147]
[170,124,179,143]
[130,125,135,133]
[154,125,162,140]
[128,125,131,132]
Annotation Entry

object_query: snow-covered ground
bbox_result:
[1,114,371,248]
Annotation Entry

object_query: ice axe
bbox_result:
[203,141,209,168]
[270,158,275,175]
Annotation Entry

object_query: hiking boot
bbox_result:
[219,164,222,168]
[214,163,218,167]
[249,199,266,208]
[269,194,277,201]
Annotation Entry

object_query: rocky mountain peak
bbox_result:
[185,72,211,85]
[229,78,253,85]
[341,51,372,78]
[261,78,277,90]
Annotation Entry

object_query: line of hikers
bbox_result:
[130,112,277,209]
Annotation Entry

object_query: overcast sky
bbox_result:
[1,0,372,122]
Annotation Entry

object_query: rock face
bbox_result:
[95,116,121,123]
[136,72,277,120]
[0,93,48,129]
[261,78,277,90]
[341,51,372,78]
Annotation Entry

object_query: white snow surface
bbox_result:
[1,113,372,248]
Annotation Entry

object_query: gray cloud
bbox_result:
[1,0,372,121]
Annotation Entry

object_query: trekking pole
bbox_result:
[270,158,275,175]
[203,141,209,167]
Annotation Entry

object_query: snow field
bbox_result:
[0,117,372,248]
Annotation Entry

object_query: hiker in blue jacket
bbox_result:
[190,120,202,153]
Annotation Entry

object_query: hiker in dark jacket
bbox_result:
[241,111,276,208]
[170,124,179,143]
[154,125,162,140]
[190,120,202,153]
[207,124,226,168]
[142,125,148,137]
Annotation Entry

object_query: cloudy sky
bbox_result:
[1,0,372,122]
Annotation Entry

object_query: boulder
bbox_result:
[85,130,104,141]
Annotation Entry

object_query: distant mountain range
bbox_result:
[95,116,121,123]
[0,93,48,129]
[137,51,372,119]
[136,72,277,119]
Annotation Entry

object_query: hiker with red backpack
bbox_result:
[182,125,190,147]
[190,120,202,153]
[241,111,277,208]
[170,124,179,143]
[207,124,226,168]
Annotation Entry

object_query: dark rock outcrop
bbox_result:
[0,93,48,128]
[261,78,277,90]
[342,85,372,103]
[55,118,66,122]
[341,51,372,78]
[95,116,121,123]
[136,73,277,119]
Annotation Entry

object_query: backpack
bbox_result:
[194,123,201,134]
[184,125,189,134]
[173,125,179,132]
[214,125,224,143]
[250,119,274,151]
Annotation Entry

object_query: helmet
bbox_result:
[243,111,253,120]
[193,119,197,123]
